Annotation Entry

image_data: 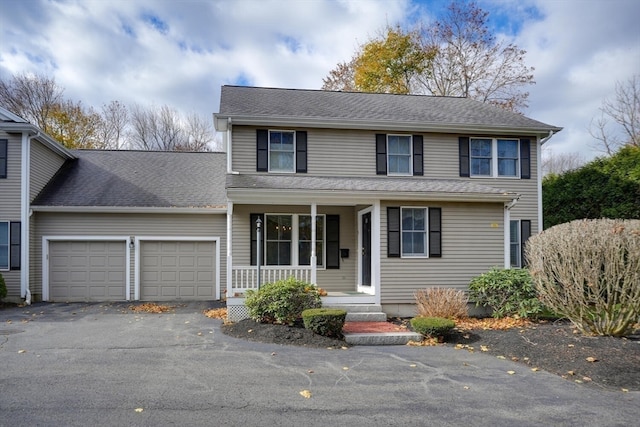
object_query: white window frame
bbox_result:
[510,220,522,268]
[470,137,520,178]
[268,130,296,173]
[264,214,326,268]
[387,134,412,176]
[0,221,8,270]
[400,207,428,258]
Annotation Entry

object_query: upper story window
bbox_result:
[257,130,307,173]
[460,137,530,179]
[387,135,412,175]
[376,134,423,176]
[269,131,295,172]
[0,139,7,179]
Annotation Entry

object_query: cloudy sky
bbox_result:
[1,0,639,160]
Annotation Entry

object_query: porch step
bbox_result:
[345,312,388,322]
[344,332,423,346]
[324,304,383,313]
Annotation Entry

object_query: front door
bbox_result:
[361,211,372,288]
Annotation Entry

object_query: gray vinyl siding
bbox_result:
[0,133,22,297]
[232,204,357,292]
[380,200,504,304]
[0,132,22,218]
[31,212,226,301]
[30,139,66,202]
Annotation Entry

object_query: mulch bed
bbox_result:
[221,317,640,391]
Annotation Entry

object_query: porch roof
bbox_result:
[226,174,518,204]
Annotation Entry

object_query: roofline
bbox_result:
[30,206,227,214]
[226,188,518,205]
[0,122,75,159]
[214,114,563,137]
[0,106,28,122]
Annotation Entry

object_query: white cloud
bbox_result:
[1,0,638,162]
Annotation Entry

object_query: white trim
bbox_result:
[226,202,233,299]
[504,208,511,269]
[372,200,381,305]
[20,132,30,298]
[30,206,227,214]
[42,236,131,302]
[310,203,317,285]
[133,236,221,301]
[536,136,543,231]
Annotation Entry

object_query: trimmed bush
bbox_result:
[527,219,640,337]
[244,277,321,325]
[468,267,543,319]
[410,316,455,338]
[302,308,347,338]
[414,287,468,319]
[0,273,6,301]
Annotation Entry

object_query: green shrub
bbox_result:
[244,277,322,325]
[302,308,347,338]
[468,267,543,319]
[527,219,640,337]
[0,273,6,301]
[410,316,455,338]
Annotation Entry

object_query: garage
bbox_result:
[48,240,126,301]
[140,240,216,301]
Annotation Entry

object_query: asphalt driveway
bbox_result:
[0,302,638,426]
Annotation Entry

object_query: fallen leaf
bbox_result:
[511,357,519,362]
[455,344,464,350]
[341,346,348,350]
[409,364,417,368]
[271,352,277,356]
[480,345,489,352]
[184,321,190,324]
[463,386,470,390]
[531,367,539,372]
[197,332,202,336]
[586,357,598,363]
[622,388,629,393]
[582,377,592,382]
[342,367,349,371]
[567,370,575,376]
[496,355,506,360]
[18,349,26,354]
[247,329,253,333]
[523,357,529,361]
[300,390,312,399]
[568,344,575,348]
[307,370,314,374]
[575,379,583,384]
[135,408,144,413]
[507,371,515,375]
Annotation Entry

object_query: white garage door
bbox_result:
[49,240,126,301]
[140,240,215,301]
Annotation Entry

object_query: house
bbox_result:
[0,86,561,319]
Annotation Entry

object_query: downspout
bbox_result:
[504,197,519,269]
[538,130,555,231]
[21,131,38,305]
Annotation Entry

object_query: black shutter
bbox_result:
[459,137,470,177]
[428,208,442,257]
[326,215,340,269]
[296,131,307,173]
[250,213,264,265]
[520,220,531,267]
[376,134,387,175]
[10,222,20,270]
[387,207,400,257]
[0,139,7,178]
[413,135,423,176]
[256,130,268,172]
[520,138,531,179]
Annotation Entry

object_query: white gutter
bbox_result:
[504,196,520,269]
[29,206,228,214]
[538,130,555,231]
[21,131,39,304]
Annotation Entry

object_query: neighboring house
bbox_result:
[1,86,561,318]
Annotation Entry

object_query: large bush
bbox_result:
[244,277,322,325]
[527,219,640,337]
[468,267,543,319]
[0,273,6,301]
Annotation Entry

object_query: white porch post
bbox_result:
[372,200,381,304]
[504,203,511,269]
[310,203,317,285]
[226,201,233,298]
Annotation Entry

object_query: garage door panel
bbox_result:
[140,240,215,301]
[49,240,126,302]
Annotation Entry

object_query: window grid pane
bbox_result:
[510,220,521,267]
[498,140,518,177]
[470,139,492,176]
[388,135,412,174]
[266,215,292,265]
[298,215,324,266]
[401,208,427,256]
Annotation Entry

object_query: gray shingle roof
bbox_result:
[32,150,227,209]
[218,86,561,133]
[227,174,516,200]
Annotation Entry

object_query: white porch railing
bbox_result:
[230,266,313,294]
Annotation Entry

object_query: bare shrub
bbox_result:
[414,287,468,319]
[526,219,640,337]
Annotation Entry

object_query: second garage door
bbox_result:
[140,240,215,300]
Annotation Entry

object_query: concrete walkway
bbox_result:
[0,302,637,426]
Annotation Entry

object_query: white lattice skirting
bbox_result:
[227,304,250,322]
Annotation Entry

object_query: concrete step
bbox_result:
[345,312,388,322]
[325,304,383,313]
[344,332,423,345]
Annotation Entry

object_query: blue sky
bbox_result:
[1,0,639,160]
